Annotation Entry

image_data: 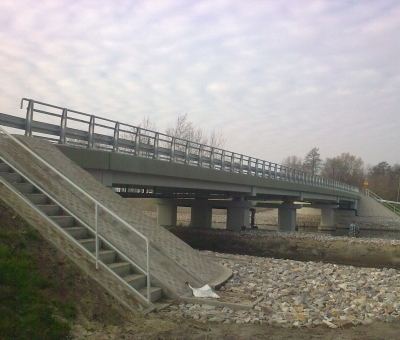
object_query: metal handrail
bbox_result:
[366,189,400,214]
[0,127,152,304]
[14,98,359,193]
[0,174,151,306]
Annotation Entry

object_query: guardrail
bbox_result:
[0,98,359,194]
[366,189,400,214]
[0,126,152,305]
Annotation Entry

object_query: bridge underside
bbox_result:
[57,145,359,232]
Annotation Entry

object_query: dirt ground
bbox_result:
[2,200,400,339]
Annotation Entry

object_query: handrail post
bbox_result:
[221,150,225,171]
[239,155,243,174]
[60,109,67,144]
[112,122,120,152]
[210,147,215,169]
[147,240,150,304]
[230,153,234,172]
[95,203,99,270]
[88,115,95,148]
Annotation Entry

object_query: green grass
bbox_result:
[0,227,76,340]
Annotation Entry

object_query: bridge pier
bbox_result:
[226,199,253,231]
[319,206,337,231]
[278,202,300,232]
[156,199,177,226]
[305,204,339,231]
[191,199,212,229]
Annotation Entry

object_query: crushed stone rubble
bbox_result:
[160,250,400,328]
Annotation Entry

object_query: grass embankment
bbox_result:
[0,200,77,339]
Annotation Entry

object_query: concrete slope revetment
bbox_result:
[0,135,231,307]
[358,195,399,218]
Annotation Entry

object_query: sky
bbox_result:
[1,0,399,167]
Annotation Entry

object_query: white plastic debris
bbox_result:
[188,284,220,299]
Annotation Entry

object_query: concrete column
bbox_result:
[319,205,337,231]
[278,202,298,232]
[191,200,212,229]
[156,199,177,226]
[250,208,256,227]
[226,199,253,231]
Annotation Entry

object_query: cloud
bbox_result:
[0,0,399,165]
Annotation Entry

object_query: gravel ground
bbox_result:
[161,250,400,328]
[141,208,400,329]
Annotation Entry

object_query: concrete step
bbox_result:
[0,172,22,183]
[36,204,62,216]
[51,215,75,228]
[79,238,102,252]
[0,163,10,172]
[11,182,36,193]
[24,194,48,205]
[96,250,116,264]
[138,286,163,303]
[108,262,131,277]
[64,226,88,239]
[123,274,147,290]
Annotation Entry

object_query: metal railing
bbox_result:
[366,189,400,214]
[1,98,359,194]
[0,127,152,305]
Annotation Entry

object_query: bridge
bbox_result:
[0,98,361,232]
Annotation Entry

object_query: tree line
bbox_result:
[283,148,400,201]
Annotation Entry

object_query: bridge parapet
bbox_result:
[0,98,359,195]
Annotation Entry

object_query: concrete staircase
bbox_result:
[0,158,162,304]
[0,131,231,311]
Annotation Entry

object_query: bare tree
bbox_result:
[282,155,303,170]
[302,147,322,175]
[367,162,400,200]
[138,115,156,131]
[166,112,226,148]
[320,153,365,188]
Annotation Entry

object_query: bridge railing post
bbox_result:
[60,109,68,144]
[112,122,119,152]
[24,99,34,137]
[170,137,176,162]
[135,128,141,156]
[88,115,95,148]
[262,160,265,178]
[221,150,225,171]
[255,159,259,176]
[153,133,159,159]
[184,140,189,164]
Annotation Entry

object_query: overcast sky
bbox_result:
[1,0,399,167]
